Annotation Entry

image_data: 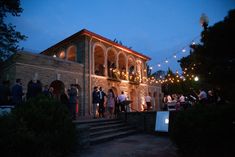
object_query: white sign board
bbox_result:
[155,111,169,132]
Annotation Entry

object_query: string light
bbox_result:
[147,35,201,84]
[149,35,200,71]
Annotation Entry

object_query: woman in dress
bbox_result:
[107,89,115,118]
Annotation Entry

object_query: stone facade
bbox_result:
[0,29,163,118]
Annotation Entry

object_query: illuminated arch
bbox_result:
[57,49,66,59]
[67,45,77,61]
[107,47,117,78]
[93,42,106,76]
[117,51,127,80]
[128,55,136,81]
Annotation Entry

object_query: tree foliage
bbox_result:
[179,9,235,102]
[0,0,26,62]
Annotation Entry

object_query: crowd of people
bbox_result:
[0,79,138,119]
[3,78,224,119]
[0,79,81,120]
[163,88,224,111]
[92,86,133,119]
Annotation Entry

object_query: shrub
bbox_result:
[170,103,235,157]
[0,95,76,157]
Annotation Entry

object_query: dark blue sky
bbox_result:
[7,0,235,72]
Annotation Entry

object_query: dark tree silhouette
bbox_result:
[179,9,235,102]
[0,0,26,62]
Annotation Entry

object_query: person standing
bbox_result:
[60,88,69,109]
[0,80,11,106]
[11,79,24,106]
[117,91,127,112]
[98,87,106,118]
[68,84,78,120]
[145,93,152,111]
[26,79,42,100]
[107,89,115,118]
[92,86,100,118]
[198,89,207,105]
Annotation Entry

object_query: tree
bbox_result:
[0,0,26,62]
[179,9,235,102]
[146,64,152,77]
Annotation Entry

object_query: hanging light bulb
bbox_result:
[150,67,153,70]
[194,76,199,81]
[165,59,168,63]
[192,41,196,45]
[157,64,161,67]
[173,55,177,58]
[182,49,186,53]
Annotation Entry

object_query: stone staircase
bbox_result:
[74,118,138,145]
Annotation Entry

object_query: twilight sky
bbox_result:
[7,0,235,72]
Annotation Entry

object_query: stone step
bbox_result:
[90,129,138,145]
[90,123,126,132]
[90,126,135,138]
[74,118,138,145]
[74,118,121,126]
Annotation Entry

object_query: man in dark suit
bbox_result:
[12,79,24,106]
[98,87,106,118]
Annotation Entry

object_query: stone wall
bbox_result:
[118,112,157,133]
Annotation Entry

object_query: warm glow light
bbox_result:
[53,54,56,58]
[194,76,199,81]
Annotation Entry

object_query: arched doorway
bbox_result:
[26,80,42,99]
[50,80,65,100]
[110,87,118,98]
[130,89,137,112]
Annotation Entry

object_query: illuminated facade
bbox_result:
[0,29,163,117]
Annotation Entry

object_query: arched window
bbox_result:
[67,45,76,61]
[118,53,126,80]
[107,49,117,78]
[57,50,65,59]
[128,56,135,81]
[94,45,105,76]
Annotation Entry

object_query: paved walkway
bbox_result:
[71,133,178,157]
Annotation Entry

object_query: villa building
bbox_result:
[0,29,163,117]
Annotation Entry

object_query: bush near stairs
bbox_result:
[0,95,76,157]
